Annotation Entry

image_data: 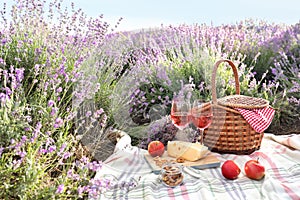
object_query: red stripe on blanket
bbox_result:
[180,184,190,200]
[251,151,300,200]
[124,151,138,166]
[167,187,176,200]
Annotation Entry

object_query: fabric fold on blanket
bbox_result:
[265,133,300,150]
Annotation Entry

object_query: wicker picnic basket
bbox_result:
[203,59,269,155]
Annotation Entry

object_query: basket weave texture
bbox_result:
[203,59,266,155]
[218,94,269,109]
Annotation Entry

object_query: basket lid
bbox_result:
[217,95,269,109]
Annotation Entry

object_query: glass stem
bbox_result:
[199,129,204,145]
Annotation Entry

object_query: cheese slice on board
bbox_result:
[167,141,208,161]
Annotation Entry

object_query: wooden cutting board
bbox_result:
[144,151,220,174]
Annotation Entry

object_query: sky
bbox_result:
[4,0,300,31]
[66,0,300,31]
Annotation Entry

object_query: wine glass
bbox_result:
[170,97,191,130]
[191,99,213,144]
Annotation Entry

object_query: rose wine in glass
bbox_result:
[171,98,191,130]
[191,100,213,144]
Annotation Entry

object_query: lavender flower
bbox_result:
[47,100,55,107]
[87,161,102,172]
[56,87,63,93]
[21,136,27,143]
[51,107,58,116]
[59,143,66,154]
[139,115,178,149]
[54,117,64,128]
[62,152,71,159]
[77,186,85,198]
[56,184,64,194]
[0,58,5,65]
[0,93,10,104]
[48,145,56,153]
[67,169,81,181]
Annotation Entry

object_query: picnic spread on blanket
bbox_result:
[93,133,300,200]
[91,60,299,200]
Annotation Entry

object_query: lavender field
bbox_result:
[0,0,299,199]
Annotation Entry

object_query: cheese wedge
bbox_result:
[167,141,208,161]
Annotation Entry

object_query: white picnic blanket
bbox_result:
[91,133,300,200]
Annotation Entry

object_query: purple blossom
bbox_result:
[21,136,27,143]
[36,121,42,131]
[17,40,23,48]
[54,117,64,128]
[25,115,32,123]
[51,107,58,116]
[46,131,52,136]
[94,108,104,118]
[67,169,80,180]
[87,161,102,172]
[48,145,56,153]
[56,87,63,93]
[77,186,85,197]
[35,48,42,55]
[3,87,12,96]
[0,58,5,65]
[134,89,140,95]
[85,111,92,117]
[18,151,27,158]
[288,96,300,105]
[44,81,49,91]
[34,64,40,73]
[58,64,66,76]
[47,100,55,107]
[59,143,67,154]
[1,38,7,45]
[56,184,64,194]
[11,139,16,145]
[13,159,22,169]
[0,93,10,104]
[39,148,48,154]
[15,68,25,84]
[62,152,71,159]
[30,122,42,142]
[80,156,89,164]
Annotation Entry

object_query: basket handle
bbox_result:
[211,59,240,104]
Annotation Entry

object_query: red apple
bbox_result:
[221,160,241,180]
[244,159,265,180]
[148,141,165,157]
